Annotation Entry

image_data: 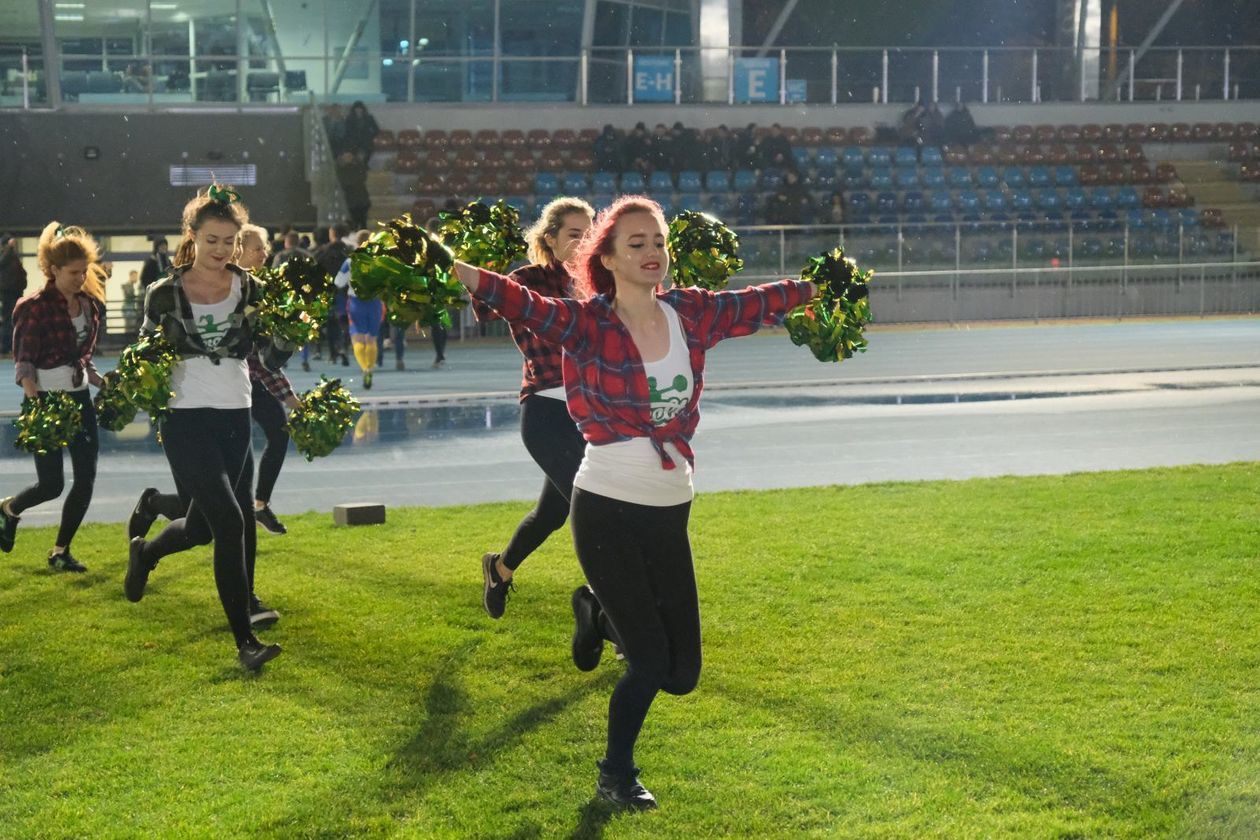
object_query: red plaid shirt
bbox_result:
[12,284,103,388]
[246,351,295,402]
[475,269,814,469]
[471,261,574,401]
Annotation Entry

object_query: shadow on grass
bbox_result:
[567,798,617,840]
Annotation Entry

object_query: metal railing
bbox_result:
[4,44,1257,109]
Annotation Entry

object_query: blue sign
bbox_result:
[734,58,779,103]
[785,79,807,103]
[633,56,675,102]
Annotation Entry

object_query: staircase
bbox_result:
[1172,159,1260,253]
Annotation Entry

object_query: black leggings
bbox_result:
[250,378,289,504]
[499,395,586,571]
[570,487,700,775]
[10,389,98,549]
[149,381,287,513]
[141,408,257,645]
[432,323,447,363]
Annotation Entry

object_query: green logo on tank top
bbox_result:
[647,374,689,425]
[198,312,230,350]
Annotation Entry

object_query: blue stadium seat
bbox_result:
[1053,165,1078,186]
[590,193,614,209]
[1078,237,1104,258]
[1028,166,1052,188]
[846,191,871,212]
[677,194,703,213]
[841,170,868,190]
[975,166,999,189]
[1125,208,1146,229]
[707,192,732,217]
[1115,187,1140,209]
[868,168,894,189]
[867,146,894,167]
[704,170,731,192]
[903,191,926,212]
[895,168,920,189]
[1090,187,1116,211]
[733,169,758,191]
[504,195,530,215]
[792,147,811,168]
[1065,188,1089,211]
[933,213,956,224]
[1035,189,1062,211]
[921,147,944,167]
[948,167,973,188]
[677,171,702,193]
[1178,208,1200,227]
[956,190,981,212]
[921,168,946,189]
[894,147,918,167]
[841,147,865,172]
[761,168,785,190]
[534,172,559,194]
[876,191,899,213]
[929,191,953,213]
[562,172,590,192]
[813,171,838,190]
[620,171,646,191]
[1150,208,1173,229]
[1002,167,1027,188]
[649,171,674,192]
[815,147,839,168]
[982,190,1006,212]
[1010,189,1033,211]
[735,193,759,224]
[591,171,618,193]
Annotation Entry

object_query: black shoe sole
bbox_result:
[127,488,159,541]
[595,784,658,811]
[250,610,281,628]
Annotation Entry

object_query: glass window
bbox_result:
[630,7,665,47]
[593,1,630,47]
[414,0,493,56]
[500,0,583,56]
[664,11,692,46]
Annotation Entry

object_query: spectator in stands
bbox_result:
[623,122,651,173]
[764,170,812,226]
[314,224,352,367]
[670,121,704,172]
[594,124,624,172]
[336,151,371,229]
[323,104,346,156]
[0,234,27,355]
[756,123,793,170]
[944,102,979,146]
[343,101,380,166]
[122,62,151,94]
[139,237,172,290]
[828,191,846,226]
[899,101,926,147]
[704,124,735,172]
[922,102,945,147]
[646,123,674,174]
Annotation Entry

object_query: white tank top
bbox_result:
[573,301,695,507]
[169,276,251,410]
[36,310,89,392]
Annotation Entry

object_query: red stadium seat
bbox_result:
[1020,145,1046,165]
[500,129,526,150]
[569,150,596,171]
[846,126,870,145]
[1166,186,1191,207]
[1010,124,1033,143]
[995,144,1019,166]
[1124,123,1149,142]
[1127,162,1151,183]
[411,199,437,221]
[1227,143,1251,162]
[415,173,443,194]
[396,129,422,149]
[1095,144,1120,163]
[445,172,473,197]
[799,127,824,146]
[373,129,397,152]
[1168,123,1192,141]
[1079,124,1103,142]
[1102,123,1125,142]
[1154,162,1178,182]
[526,128,551,149]
[577,127,599,145]
[1033,124,1057,143]
[504,174,532,194]
[551,128,578,149]
[1045,144,1070,165]
[479,149,508,172]
[1191,123,1216,141]
[1077,165,1100,186]
[474,129,500,149]
[1146,123,1169,142]
[1056,124,1081,143]
[473,172,502,195]
[1236,122,1258,141]
[452,149,479,171]
[1122,143,1146,163]
[423,129,448,152]
[965,144,993,165]
[537,150,566,171]
[1142,187,1166,207]
[781,126,800,144]
[1199,207,1224,225]
[1214,122,1236,141]
[1072,143,1096,163]
[449,129,474,149]
[991,125,1012,143]
[1102,162,1127,184]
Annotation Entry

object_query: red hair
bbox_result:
[567,195,667,300]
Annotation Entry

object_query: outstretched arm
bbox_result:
[451,261,585,353]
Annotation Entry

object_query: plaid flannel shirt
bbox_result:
[247,351,294,402]
[140,265,294,374]
[470,262,572,401]
[475,269,814,469]
[12,284,104,388]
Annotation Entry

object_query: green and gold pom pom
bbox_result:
[253,256,333,347]
[436,199,528,274]
[287,376,361,461]
[93,369,139,432]
[94,333,180,429]
[784,248,873,363]
[14,391,84,455]
[352,213,465,329]
[667,211,744,291]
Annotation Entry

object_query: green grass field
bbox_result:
[1,464,1258,839]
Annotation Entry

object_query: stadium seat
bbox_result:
[1053,165,1078,186]
[929,191,953,213]
[920,147,944,167]
[707,193,732,217]
[867,147,893,167]
[948,167,973,188]
[956,190,980,212]
[868,169,893,189]
[1178,208,1200,227]
[799,127,824,146]
[894,147,918,167]
[735,193,760,224]
[532,172,559,195]
[813,171,839,191]
[903,191,926,212]
[620,171,646,191]
[500,129,526,150]
[815,147,839,169]
[1064,188,1089,211]
[1028,166,1052,188]
[1035,189,1062,211]
[677,195,703,213]
[921,168,946,189]
[1002,167,1027,188]
[649,171,674,192]
[982,190,1006,212]
[1103,123,1126,143]
[733,169,758,191]
[1091,187,1116,211]
[1010,189,1033,211]
[895,168,920,189]
[704,170,732,192]
[591,171,617,192]
[1115,186,1140,209]
[1057,124,1081,142]
[677,171,702,193]
[841,147,865,172]
[875,191,899,213]
[975,166,999,189]
[561,172,589,192]
[761,168,785,190]
[792,147,811,169]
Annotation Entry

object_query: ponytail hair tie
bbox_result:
[207,184,241,205]
[54,225,67,240]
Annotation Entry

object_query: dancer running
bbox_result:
[471,197,594,618]
[124,187,290,671]
[448,196,816,810]
[129,223,299,543]
[336,230,385,389]
[1,223,106,572]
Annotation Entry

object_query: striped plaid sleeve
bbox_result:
[475,269,585,353]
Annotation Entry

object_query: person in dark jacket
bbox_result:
[342,101,380,166]
[336,152,371,230]
[139,237,172,290]
[0,234,28,355]
[314,224,352,366]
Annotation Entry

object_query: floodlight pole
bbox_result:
[331,0,379,95]
[1111,0,1187,100]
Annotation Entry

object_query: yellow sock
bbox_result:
[352,337,374,372]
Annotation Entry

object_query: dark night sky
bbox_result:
[742,0,1258,48]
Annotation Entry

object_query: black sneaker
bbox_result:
[363,371,373,390]
[395,359,405,371]
[571,586,604,672]
[340,354,350,367]
[128,487,160,541]
[124,537,154,602]
[255,505,287,535]
[250,595,281,628]
[48,549,87,573]
[0,497,18,553]
[301,359,311,372]
[481,552,513,619]
[595,761,658,811]
[238,637,283,671]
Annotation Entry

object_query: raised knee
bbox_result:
[661,664,700,696]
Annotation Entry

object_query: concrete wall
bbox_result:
[0,111,316,232]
